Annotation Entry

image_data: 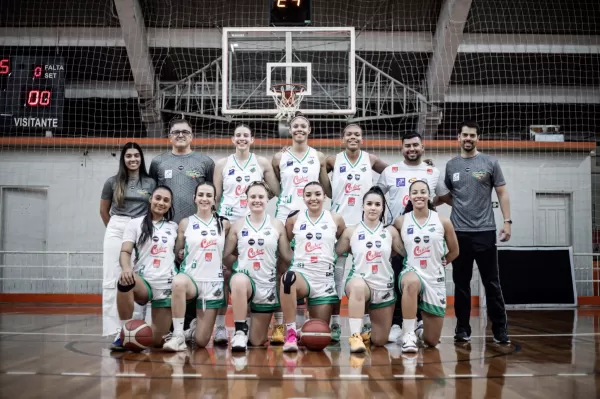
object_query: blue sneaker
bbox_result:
[110,335,126,352]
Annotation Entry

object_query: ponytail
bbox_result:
[362,185,392,226]
[211,205,227,236]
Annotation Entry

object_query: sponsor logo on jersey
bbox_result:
[310,256,318,263]
[361,166,367,172]
[264,230,271,236]
[414,237,421,243]
[293,175,308,185]
[165,230,172,235]
[287,160,293,166]
[210,230,216,236]
[242,229,248,237]
[308,159,315,165]
[366,241,373,248]
[302,167,308,173]
[414,246,431,257]
[428,226,436,232]
[161,236,167,243]
[366,251,382,262]
[153,236,159,242]
[305,242,323,253]
[375,241,381,248]
[294,167,300,173]
[382,291,391,300]
[344,183,361,194]
[244,176,251,182]
[235,185,246,196]
[300,224,306,230]
[193,224,200,230]
[321,224,328,230]
[396,178,405,187]
[348,197,356,206]
[346,173,353,180]
[355,174,361,180]
[236,176,242,182]
[201,231,208,236]
[296,188,304,196]
[186,169,202,178]
[250,167,256,173]
[424,236,430,243]
[248,248,265,259]
[340,166,346,173]
[153,259,161,268]
[407,227,414,235]
[178,165,184,171]
[316,233,322,240]
[427,168,433,175]
[200,239,217,248]
[472,171,487,180]
[325,286,335,294]
[306,233,313,239]
[151,245,167,256]
[228,169,235,175]
[205,252,212,262]
[359,233,365,240]
[258,239,264,246]
[248,239,255,245]
[392,166,398,173]
[420,259,427,268]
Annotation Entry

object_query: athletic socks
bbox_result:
[363,314,371,326]
[349,318,362,335]
[215,314,226,329]
[403,319,416,336]
[235,320,249,335]
[286,322,297,333]
[274,312,283,325]
[173,317,185,335]
[330,315,341,326]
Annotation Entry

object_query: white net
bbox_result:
[0,0,598,299]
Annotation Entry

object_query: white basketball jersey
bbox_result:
[236,215,280,286]
[123,216,177,289]
[401,211,447,281]
[348,221,394,290]
[290,210,337,282]
[377,162,443,223]
[218,154,264,221]
[180,215,226,281]
[275,147,320,221]
[331,151,374,226]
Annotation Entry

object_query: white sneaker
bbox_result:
[415,321,424,346]
[163,332,187,352]
[183,318,197,343]
[402,332,418,353]
[388,324,402,343]
[231,330,248,352]
[213,325,229,345]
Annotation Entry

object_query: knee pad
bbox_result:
[282,271,296,295]
[117,281,135,292]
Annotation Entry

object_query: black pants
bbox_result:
[391,254,422,326]
[452,231,507,334]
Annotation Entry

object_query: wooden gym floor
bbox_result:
[0,304,598,398]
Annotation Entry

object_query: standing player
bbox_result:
[100,142,155,342]
[113,186,178,350]
[211,124,280,345]
[335,186,403,353]
[395,179,459,352]
[162,182,231,351]
[377,132,449,343]
[270,115,331,344]
[325,123,388,342]
[149,118,219,341]
[223,181,293,351]
[441,120,512,344]
[279,181,346,352]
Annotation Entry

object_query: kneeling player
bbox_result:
[223,182,293,351]
[394,180,458,352]
[336,186,403,353]
[114,186,178,350]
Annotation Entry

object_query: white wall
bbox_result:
[0,147,593,295]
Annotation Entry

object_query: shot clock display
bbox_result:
[269,0,311,26]
[0,56,65,130]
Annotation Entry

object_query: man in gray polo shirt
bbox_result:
[442,120,512,345]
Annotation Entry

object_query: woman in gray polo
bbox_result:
[100,142,156,342]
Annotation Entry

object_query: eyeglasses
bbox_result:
[169,130,192,137]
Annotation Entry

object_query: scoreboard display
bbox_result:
[0,57,65,130]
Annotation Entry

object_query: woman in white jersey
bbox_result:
[335,186,403,353]
[113,185,177,350]
[393,180,458,353]
[211,124,280,346]
[270,115,331,344]
[326,123,388,342]
[223,181,293,351]
[280,181,346,352]
[162,182,231,351]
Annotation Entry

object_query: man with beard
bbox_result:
[441,120,511,344]
[377,131,449,343]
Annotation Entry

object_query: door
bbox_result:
[535,192,571,246]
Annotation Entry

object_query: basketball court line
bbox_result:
[171,373,202,378]
[284,374,313,378]
[339,374,369,379]
[61,372,91,376]
[393,374,425,378]
[115,373,145,377]
[227,373,257,378]
[557,373,588,377]
[5,371,36,375]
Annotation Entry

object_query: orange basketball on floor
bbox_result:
[301,319,331,351]
[120,320,153,352]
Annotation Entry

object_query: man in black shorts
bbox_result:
[149,118,222,343]
[441,120,511,344]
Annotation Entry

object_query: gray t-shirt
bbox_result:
[444,153,506,232]
[149,151,215,223]
[101,175,156,218]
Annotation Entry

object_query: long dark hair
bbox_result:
[115,142,149,207]
[362,186,391,226]
[194,182,227,236]
[402,180,435,215]
[138,185,174,248]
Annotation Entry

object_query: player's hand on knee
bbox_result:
[119,270,135,286]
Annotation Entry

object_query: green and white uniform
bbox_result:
[399,210,447,317]
[218,154,264,221]
[232,215,280,312]
[122,216,178,308]
[289,209,338,305]
[275,147,320,222]
[346,221,395,309]
[179,215,226,310]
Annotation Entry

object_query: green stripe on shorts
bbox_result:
[196,298,226,309]
[370,298,396,310]
[152,298,171,308]
[307,295,339,306]
[419,301,445,317]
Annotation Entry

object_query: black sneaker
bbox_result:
[493,329,511,344]
[454,329,471,342]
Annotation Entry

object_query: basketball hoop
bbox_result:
[270,83,306,123]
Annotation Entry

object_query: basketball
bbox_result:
[120,320,153,352]
[300,319,331,351]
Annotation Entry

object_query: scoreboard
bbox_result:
[0,57,65,130]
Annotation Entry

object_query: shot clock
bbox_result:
[269,0,311,26]
[0,56,65,130]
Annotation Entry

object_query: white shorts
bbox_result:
[184,274,226,310]
[399,266,446,317]
[139,277,172,308]
[294,271,338,306]
[229,272,279,313]
[345,277,396,310]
